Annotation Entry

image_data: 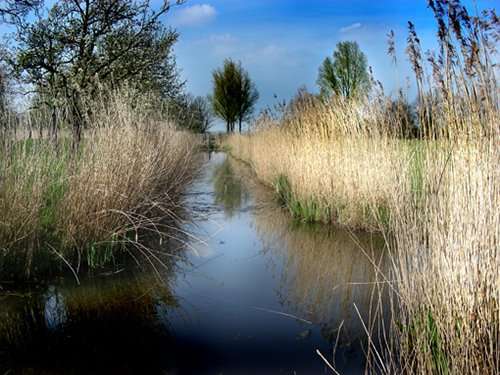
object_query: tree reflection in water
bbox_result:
[212,158,249,217]
[0,268,181,374]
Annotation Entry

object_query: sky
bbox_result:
[1,0,495,124]
[164,0,495,114]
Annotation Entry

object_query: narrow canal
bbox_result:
[0,152,388,375]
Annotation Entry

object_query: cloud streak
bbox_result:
[173,4,216,27]
[340,22,362,33]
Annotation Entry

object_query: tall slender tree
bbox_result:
[210,59,258,133]
[211,59,239,133]
[236,68,259,133]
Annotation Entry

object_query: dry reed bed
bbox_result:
[225,99,499,373]
[227,2,499,369]
[58,125,199,249]
[0,94,200,269]
[384,137,499,374]
[226,102,406,231]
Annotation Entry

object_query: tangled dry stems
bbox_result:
[0,91,200,272]
[226,2,499,370]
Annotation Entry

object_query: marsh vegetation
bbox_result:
[0,91,200,281]
[0,0,498,374]
[225,1,499,373]
[1,152,391,374]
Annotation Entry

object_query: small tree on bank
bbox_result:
[317,41,371,100]
[13,0,183,147]
[210,59,258,133]
[236,68,259,132]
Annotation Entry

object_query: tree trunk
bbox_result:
[72,121,81,150]
[238,117,242,133]
[51,106,58,143]
[71,92,83,150]
[28,116,32,140]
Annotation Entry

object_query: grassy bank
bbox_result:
[226,117,407,231]
[0,91,200,277]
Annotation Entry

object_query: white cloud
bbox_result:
[206,33,238,57]
[209,33,237,44]
[173,4,216,27]
[340,22,362,33]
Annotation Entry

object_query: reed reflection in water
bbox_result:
[220,156,390,350]
[256,208,388,341]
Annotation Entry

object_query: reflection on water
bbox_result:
[254,207,388,344]
[0,245,57,283]
[0,152,388,374]
[212,157,249,217]
[0,272,181,374]
[0,200,190,284]
[224,155,389,366]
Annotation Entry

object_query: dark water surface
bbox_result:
[0,152,388,375]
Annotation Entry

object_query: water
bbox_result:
[0,152,388,374]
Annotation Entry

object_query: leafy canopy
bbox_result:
[317,41,371,99]
[15,0,184,102]
[210,59,258,133]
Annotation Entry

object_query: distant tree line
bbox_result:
[0,1,424,139]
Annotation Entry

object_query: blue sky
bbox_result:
[165,0,495,113]
[1,0,494,121]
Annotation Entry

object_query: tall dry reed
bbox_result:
[227,97,405,230]
[0,89,200,275]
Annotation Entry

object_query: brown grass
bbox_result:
[0,90,200,274]
[381,137,499,374]
[226,101,405,230]
[228,98,499,375]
